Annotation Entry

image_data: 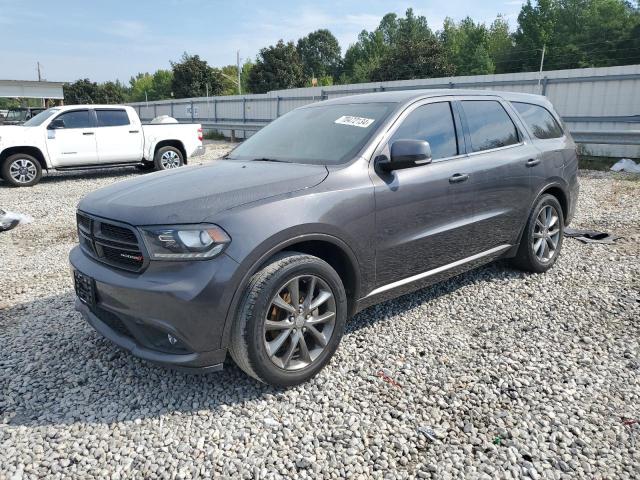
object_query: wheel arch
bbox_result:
[219,233,362,350]
[507,180,569,257]
[0,146,48,171]
[153,140,187,164]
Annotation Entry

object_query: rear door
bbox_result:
[46,109,98,167]
[371,98,477,291]
[457,97,537,253]
[94,108,143,163]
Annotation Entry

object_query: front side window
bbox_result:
[390,102,458,160]
[96,109,130,127]
[55,110,91,129]
[227,102,395,165]
[461,100,519,152]
[512,102,563,139]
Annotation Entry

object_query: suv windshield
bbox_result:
[227,102,395,165]
[24,108,59,127]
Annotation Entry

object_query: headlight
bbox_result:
[140,224,231,260]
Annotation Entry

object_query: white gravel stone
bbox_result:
[1,159,639,479]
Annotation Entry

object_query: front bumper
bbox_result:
[70,245,240,371]
[191,145,206,157]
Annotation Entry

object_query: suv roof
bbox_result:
[318,89,551,108]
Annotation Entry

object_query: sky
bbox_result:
[0,0,526,83]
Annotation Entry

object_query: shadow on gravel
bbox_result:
[1,261,525,428]
[0,167,140,188]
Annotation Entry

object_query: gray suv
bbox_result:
[70,90,579,386]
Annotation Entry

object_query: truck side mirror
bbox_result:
[48,118,65,129]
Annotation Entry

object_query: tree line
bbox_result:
[63,0,640,104]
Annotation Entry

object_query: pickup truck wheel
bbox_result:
[511,194,564,273]
[154,146,184,170]
[2,154,42,187]
[230,252,347,387]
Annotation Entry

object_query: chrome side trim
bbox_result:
[366,244,511,298]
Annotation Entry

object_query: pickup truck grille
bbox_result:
[76,212,145,272]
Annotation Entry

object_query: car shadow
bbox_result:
[1,260,526,428]
[0,167,141,188]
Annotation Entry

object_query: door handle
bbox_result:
[449,173,469,184]
[129,130,140,133]
[83,132,95,136]
[526,158,541,167]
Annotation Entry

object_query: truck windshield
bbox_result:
[24,108,59,127]
[226,102,395,165]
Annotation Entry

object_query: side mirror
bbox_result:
[48,118,65,129]
[378,139,432,172]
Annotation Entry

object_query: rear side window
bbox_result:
[55,110,91,129]
[512,102,563,139]
[460,100,519,152]
[390,102,458,159]
[96,109,130,127]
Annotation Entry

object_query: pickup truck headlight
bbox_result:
[140,224,231,260]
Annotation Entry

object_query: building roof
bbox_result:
[0,80,65,99]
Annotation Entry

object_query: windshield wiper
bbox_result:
[250,157,289,163]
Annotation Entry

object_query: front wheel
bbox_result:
[154,146,184,171]
[1,154,42,187]
[230,252,347,387]
[512,194,564,273]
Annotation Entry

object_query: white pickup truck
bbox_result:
[0,105,204,187]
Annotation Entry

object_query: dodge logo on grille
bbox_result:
[120,253,143,261]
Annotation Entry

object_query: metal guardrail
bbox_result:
[571,130,640,145]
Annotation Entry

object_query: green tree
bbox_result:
[171,53,224,98]
[340,29,387,83]
[95,81,128,104]
[296,29,342,82]
[63,79,100,104]
[512,0,640,71]
[247,40,304,94]
[241,61,254,93]
[371,9,454,81]
[440,17,495,75]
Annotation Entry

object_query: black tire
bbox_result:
[512,194,564,273]
[1,153,42,187]
[230,252,347,387]
[153,146,184,171]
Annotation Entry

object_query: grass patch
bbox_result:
[203,130,227,141]
[578,155,625,171]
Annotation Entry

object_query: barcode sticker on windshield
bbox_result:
[334,115,375,128]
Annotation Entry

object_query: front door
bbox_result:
[46,109,98,167]
[371,100,476,292]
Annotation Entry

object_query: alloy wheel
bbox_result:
[9,158,38,184]
[160,150,181,169]
[263,275,336,371]
[532,204,561,262]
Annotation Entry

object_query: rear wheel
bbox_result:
[154,146,184,171]
[230,252,347,387]
[1,154,42,187]
[512,194,564,273]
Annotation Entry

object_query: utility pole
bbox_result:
[37,62,45,107]
[236,50,242,95]
[537,44,546,92]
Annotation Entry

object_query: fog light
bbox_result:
[167,334,178,345]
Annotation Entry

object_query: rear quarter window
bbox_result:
[512,102,564,139]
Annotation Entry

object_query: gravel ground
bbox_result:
[1,145,639,479]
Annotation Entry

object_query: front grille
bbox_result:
[100,222,138,243]
[77,212,145,272]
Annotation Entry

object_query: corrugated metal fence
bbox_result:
[129,64,640,158]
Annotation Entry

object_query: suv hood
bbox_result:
[78,160,328,225]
